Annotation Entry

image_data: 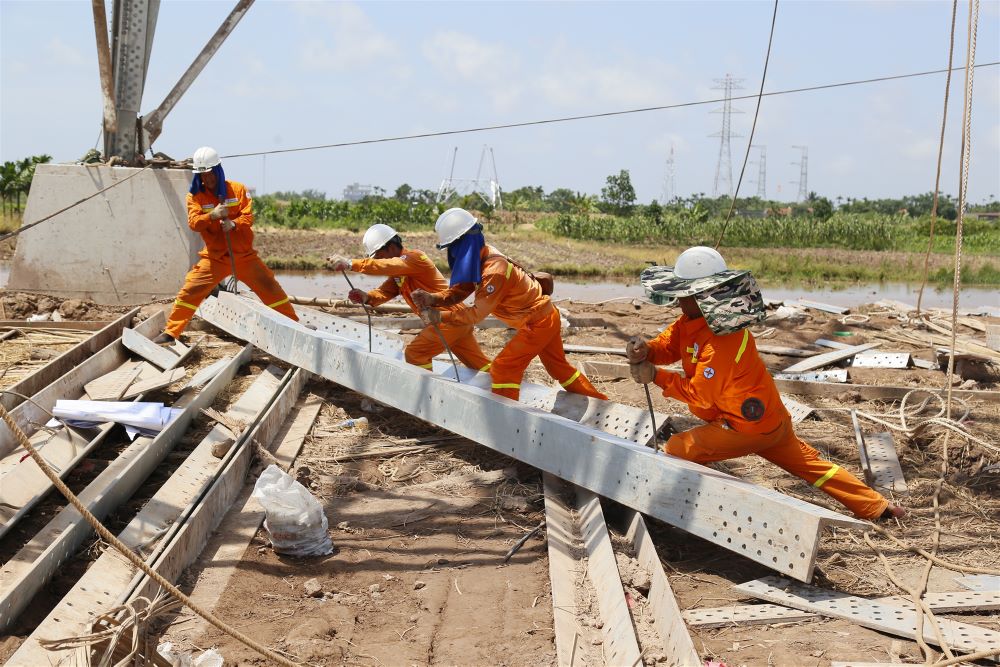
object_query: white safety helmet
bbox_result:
[434,208,478,248]
[362,223,398,257]
[192,146,221,173]
[674,246,728,280]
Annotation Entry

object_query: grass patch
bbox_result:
[0,213,21,234]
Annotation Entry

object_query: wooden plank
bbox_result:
[564,344,625,356]
[10,365,305,667]
[543,474,586,667]
[575,487,642,667]
[735,576,1000,658]
[684,590,1000,628]
[0,345,253,635]
[622,509,700,665]
[164,394,322,639]
[796,299,849,315]
[1,310,135,411]
[122,327,182,370]
[757,345,818,358]
[120,367,186,399]
[83,361,145,400]
[773,378,1000,404]
[0,313,162,458]
[987,325,1000,353]
[0,320,111,331]
[781,343,881,374]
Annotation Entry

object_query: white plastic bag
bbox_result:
[252,464,333,557]
[156,643,223,667]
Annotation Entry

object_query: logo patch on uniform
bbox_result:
[741,397,765,421]
[703,367,715,379]
[400,254,407,260]
[486,284,495,294]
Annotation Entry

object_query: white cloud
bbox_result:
[295,2,396,71]
[421,30,514,83]
[47,37,86,67]
[902,138,938,159]
[534,48,678,109]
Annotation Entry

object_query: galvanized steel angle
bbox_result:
[851,352,911,368]
[198,296,869,582]
[735,576,1000,657]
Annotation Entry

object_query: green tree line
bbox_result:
[0,155,52,214]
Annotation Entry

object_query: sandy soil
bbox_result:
[1,289,997,666]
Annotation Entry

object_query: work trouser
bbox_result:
[665,417,888,520]
[405,322,492,372]
[165,255,298,338]
[490,307,607,402]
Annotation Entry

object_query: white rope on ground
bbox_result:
[0,399,300,667]
[854,389,997,455]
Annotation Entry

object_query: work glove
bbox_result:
[630,360,656,385]
[348,288,369,304]
[326,255,352,272]
[208,204,229,221]
[419,308,442,326]
[219,218,236,233]
[625,336,649,363]
[411,289,437,309]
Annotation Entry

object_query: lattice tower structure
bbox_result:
[791,145,809,201]
[709,74,745,197]
[752,145,767,199]
[660,145,676,203]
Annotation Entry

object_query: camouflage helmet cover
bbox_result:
[641,265,766,335]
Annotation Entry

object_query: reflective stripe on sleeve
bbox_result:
[492,383,521,390]
[505,262,514,279]
[267,297,290,308]
[813,464,840,488]
[560,370,581,388]
[174,299,199,311]
[735,329,750,364]
[479,363,492,372]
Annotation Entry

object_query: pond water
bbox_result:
[271,270,996,312]
[1,263,994,313]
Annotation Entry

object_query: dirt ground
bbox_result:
[1,289,998,666]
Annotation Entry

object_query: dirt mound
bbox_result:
[0,291,142,321]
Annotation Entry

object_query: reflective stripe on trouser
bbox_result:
[404,321,492,371]
[665,417,888,520]
[165,255,298,338]
[489,307,607,402]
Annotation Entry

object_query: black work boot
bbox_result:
[152,332,175,346]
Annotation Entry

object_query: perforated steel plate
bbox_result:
[774,370,848,383]
[851,352,911,368]
[736,576,1000,656]
[858,432,908,493]
[957,575,1000,592]
[781,396,814,423]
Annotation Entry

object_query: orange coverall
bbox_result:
[165,180,298,338]
[441,245,606,402]
[351,249,491,371]
[647,315,889,520]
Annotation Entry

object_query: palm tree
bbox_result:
[569,191,597,216]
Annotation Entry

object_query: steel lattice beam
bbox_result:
[199,294,867,582]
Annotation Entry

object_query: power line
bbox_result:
[223,62,999,160]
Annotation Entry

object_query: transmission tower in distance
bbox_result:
[437,145,503,209]
[750,145,766,199]
[791,145,809,201]
[709,74,744,197]
[660,145,676,203]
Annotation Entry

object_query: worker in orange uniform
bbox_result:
[326,223,492,372]
[628,246,906,522]
[154,146,298,344]
[411,208,606,403]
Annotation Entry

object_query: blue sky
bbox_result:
[2,0,998,203]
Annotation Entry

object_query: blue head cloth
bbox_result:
[189,164,227,200]
[446,224,485,286]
